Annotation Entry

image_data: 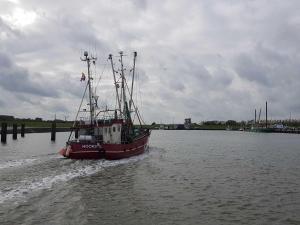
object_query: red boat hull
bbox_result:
[59,133,150,160]
[103,133,149,160]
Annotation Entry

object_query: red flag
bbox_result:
[80,72,86,81]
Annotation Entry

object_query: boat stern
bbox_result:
[59,147,67,157]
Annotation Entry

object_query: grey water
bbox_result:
[0,130,300,225]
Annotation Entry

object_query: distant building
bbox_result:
[184,118,191,129]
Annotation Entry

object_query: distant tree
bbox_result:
[151,122,156,126]
[0,115,14,121]
[226,120,237,126]
[204,121,219,125]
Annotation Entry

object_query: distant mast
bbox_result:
[265,101,268,128]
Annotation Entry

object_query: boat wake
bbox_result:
[0,154,62,170]
[0,152,148,204]
[0,159,38,170]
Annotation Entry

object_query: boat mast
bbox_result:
[129,52,137,111]
[81,51,96,131]
[119,51,127,119]
[109,54,121,116]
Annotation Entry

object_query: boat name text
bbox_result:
[82,145,100,148]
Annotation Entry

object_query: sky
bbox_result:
[0,0,300,124]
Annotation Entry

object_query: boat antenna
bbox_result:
[129,51,137,111]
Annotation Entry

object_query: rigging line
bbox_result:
[68,81,89,142]
[94,59,108,94]
[136,71,147,125]
[114,91,118,114]
[133,69,143,124]
[137,70,143,116]
[132,110,137,124]
[124,79,144,126]
[93,57,97,92]
[136,106,146,125]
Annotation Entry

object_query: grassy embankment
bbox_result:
[1,120,240,130]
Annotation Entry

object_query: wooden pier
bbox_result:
[0,123,71,143]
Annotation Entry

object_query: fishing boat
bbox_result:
[59,51,150,160]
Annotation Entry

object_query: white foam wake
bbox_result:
[0,154,62,170]
[0,153,147,204]
[0,159,37,170]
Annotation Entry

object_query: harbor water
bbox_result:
[0,130,300,225]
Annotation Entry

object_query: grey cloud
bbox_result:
[1,0,300,122]
[135,68,149,86]
[177,56,212,81]
[0,52,59,97]
[15,93,41,105]
[214,69,233,87]
[0,51,12,67]
[130,0,147,9]
[0,18,20,45]
[0,99,4,107]
[51,102,70,113]
[234,54,270,86]
[58,16,104,50]
[170,80,185,92]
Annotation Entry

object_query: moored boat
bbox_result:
[59,51,150,160]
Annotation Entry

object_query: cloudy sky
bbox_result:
[0,0,300,123]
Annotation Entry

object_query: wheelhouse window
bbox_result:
[118,125,121,132]
[113,126,116,132]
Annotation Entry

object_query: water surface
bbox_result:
[0,131,300,224]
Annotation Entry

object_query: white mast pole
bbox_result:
[119,51,127,118]
[129,51,137,111]
[81,51,94,130]
[109,54,121,116]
